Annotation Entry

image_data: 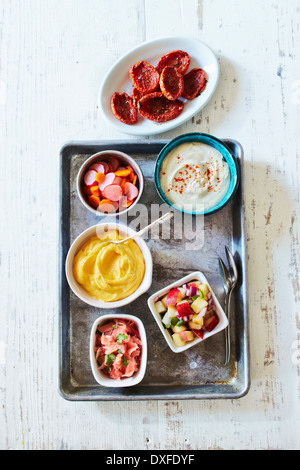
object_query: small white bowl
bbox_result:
[90,314,147,387]
[65,222,153,308]
[77,150,144,217]
[147,271,228,353]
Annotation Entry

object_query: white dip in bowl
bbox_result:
[159,142,230,212]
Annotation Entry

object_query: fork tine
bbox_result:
[219,257,230,279]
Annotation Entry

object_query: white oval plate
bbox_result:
[99,36,219,136]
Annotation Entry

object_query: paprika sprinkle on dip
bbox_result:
[159,142,230,212]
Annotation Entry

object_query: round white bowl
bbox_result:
[65,222,153,308]
[77,150,144,217]
[90,313,147,387]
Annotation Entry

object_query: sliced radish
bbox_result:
[102,184,123,202]
[119,195,134,209]
[111,200,119,211]
[124,182,139,201]
[84,170,97,186]
[98,161,109,173]
[108,156,120,171]
[113,176,123,186]
[98,172,116,191]
[89,163,106,174]
[97,200,117,214]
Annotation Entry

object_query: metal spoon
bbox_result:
[225,246,238,291]
[218,257,232,365]
[108,211,174,244]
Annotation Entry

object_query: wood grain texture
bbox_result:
[0,0,299,450]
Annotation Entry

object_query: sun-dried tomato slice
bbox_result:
[159,66,184,101]
[131,87,146,108]
[181,68,207,100]
[129,61,160,94]
[138,92,184,122]
[156,50,190,75]
[111,92,137,124]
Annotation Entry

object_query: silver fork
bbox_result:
[218,246,238,365]
[218,257,231,365]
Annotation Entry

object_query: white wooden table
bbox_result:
[1,0,299,450]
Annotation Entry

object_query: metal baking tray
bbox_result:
[58,139,250,401]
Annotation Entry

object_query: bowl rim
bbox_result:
[77,149,144,217]
[147,271,228,353]
[65,222,153,309]
[154,132,240,216]
[89,313,147,387]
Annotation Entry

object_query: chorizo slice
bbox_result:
[159,66,184,101]
[138,92,184,122]
[156,50,190,75]
[110,92,137,124]
[129,61,160,93]
[181,68,207,100]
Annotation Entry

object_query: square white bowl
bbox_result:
[147,271,228,353]
[90,313,147,387]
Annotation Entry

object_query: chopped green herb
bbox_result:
[122,356,129,367]
[104,353,115,365]
[106,366,111,373]
[116,333,128,344]
[192,295,198,301]
[198,289,204,298]
[112,324,120,329]
[170,317,179,326]
[177,319,186,327]
[117,349,122,354]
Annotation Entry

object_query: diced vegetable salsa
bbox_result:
[154,281,219,347]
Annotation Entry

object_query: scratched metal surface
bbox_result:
[58,140,249,400]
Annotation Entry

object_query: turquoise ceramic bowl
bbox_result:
[154,133,239,215]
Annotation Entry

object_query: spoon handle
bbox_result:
[120,211,174,243]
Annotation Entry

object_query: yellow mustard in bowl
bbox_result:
[73,230,145,302]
